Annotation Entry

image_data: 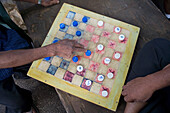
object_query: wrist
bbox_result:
[145,75,158,92]
[43,44,58,57]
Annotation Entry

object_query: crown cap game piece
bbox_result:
[85,50,91,56]
[76,31,81,36]
[44,57,51,61]
[119,34,125,40]
[82,16,88,23]
[104,58,111,64]
[98,20,104,27]
[102,90,108,97]
[60,23,65,29]
[97,44,104,50]
[73,21,78,27]
[107,72,114,79]
[98,75,104,81]
[77,65,83,72]
[114,27,121,33]
[114,53,121,59]
[72,56,78,62]
[85,80,92,86]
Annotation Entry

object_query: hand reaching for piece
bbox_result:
[122,76,155,102]
[41,0,59,7]
[47,39,86,58]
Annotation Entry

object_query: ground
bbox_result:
[0,0,170,113]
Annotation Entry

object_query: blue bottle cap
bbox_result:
[72,56,78,62]
[60,23,65,29]
[85,50,91,56]
[44,57,51,61]
[73,21,78,27]
[76,31,81,36]
[52,39,58,43]
[82,17,88,23]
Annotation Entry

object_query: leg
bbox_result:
[125,38,170,113]
[0,77,33,113]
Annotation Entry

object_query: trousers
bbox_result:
[126,38,170,113]
[0,77,32,113]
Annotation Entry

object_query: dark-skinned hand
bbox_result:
[122,76,155,102]
[41,0,59,7]
[47,39,86,58]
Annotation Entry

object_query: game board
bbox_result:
[27,3,140,111]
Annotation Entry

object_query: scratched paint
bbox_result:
[86,25,95,33]
[63,71,75,82]
[46,65,58,75]
[89,61,100,72]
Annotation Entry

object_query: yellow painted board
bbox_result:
[27,3,140,111]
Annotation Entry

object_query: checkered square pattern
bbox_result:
[38,11,129,98]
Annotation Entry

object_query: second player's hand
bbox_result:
[41,0,59,7]
[122,76,155,102]
[47,39,86,58]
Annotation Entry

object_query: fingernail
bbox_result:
[57,1,60,3]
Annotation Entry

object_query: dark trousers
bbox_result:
[127,38,170,113]
[0,77,32,113]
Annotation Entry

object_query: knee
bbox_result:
[143,38,169,50]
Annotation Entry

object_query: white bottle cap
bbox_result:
[97,75,104,81]
[97,44,104,50]
[114,53,121,59]
[102,90,108,97]
[98,20,104,27]
[119,34,125,41]
[107,72,114,79]
[104,58,111,64]
[77,65,83,72]
[85,80,92,86]
[115,27,121,33]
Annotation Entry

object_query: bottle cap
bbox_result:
[97,75,104,81]
[98,20,104,27]
[104,58,111,64]
[77,65,83,72]
[85,80,92,86]
[76,31,81,36]
[97,44,104,50]
[72,56,78,62]
[60,23,65,29]
[114,53,121,59]
[119,34,125,41]
[73,21,78,27]
[107,72,114,79]
[102,90,108,97]
[115,27,121,33]
[85,50,91,56]
[44,57,51,61]
[82,16,88,23]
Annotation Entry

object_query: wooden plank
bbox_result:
[16,0,170,112]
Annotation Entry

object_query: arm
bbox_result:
[122,64,170,102]
[14,0,59,7]
[0,39,85,69]
[149,64,170,91]
[14,0,37,4]
[0,47,49,69]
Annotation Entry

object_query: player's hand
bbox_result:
[47,39,86,58]
[122,77,155,102]
[40,0,59,7]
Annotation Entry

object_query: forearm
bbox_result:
[14,0,38,4]
[0,46,51,69]
[148,64,170,91]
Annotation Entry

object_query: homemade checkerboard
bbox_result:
[28,3,140,111]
